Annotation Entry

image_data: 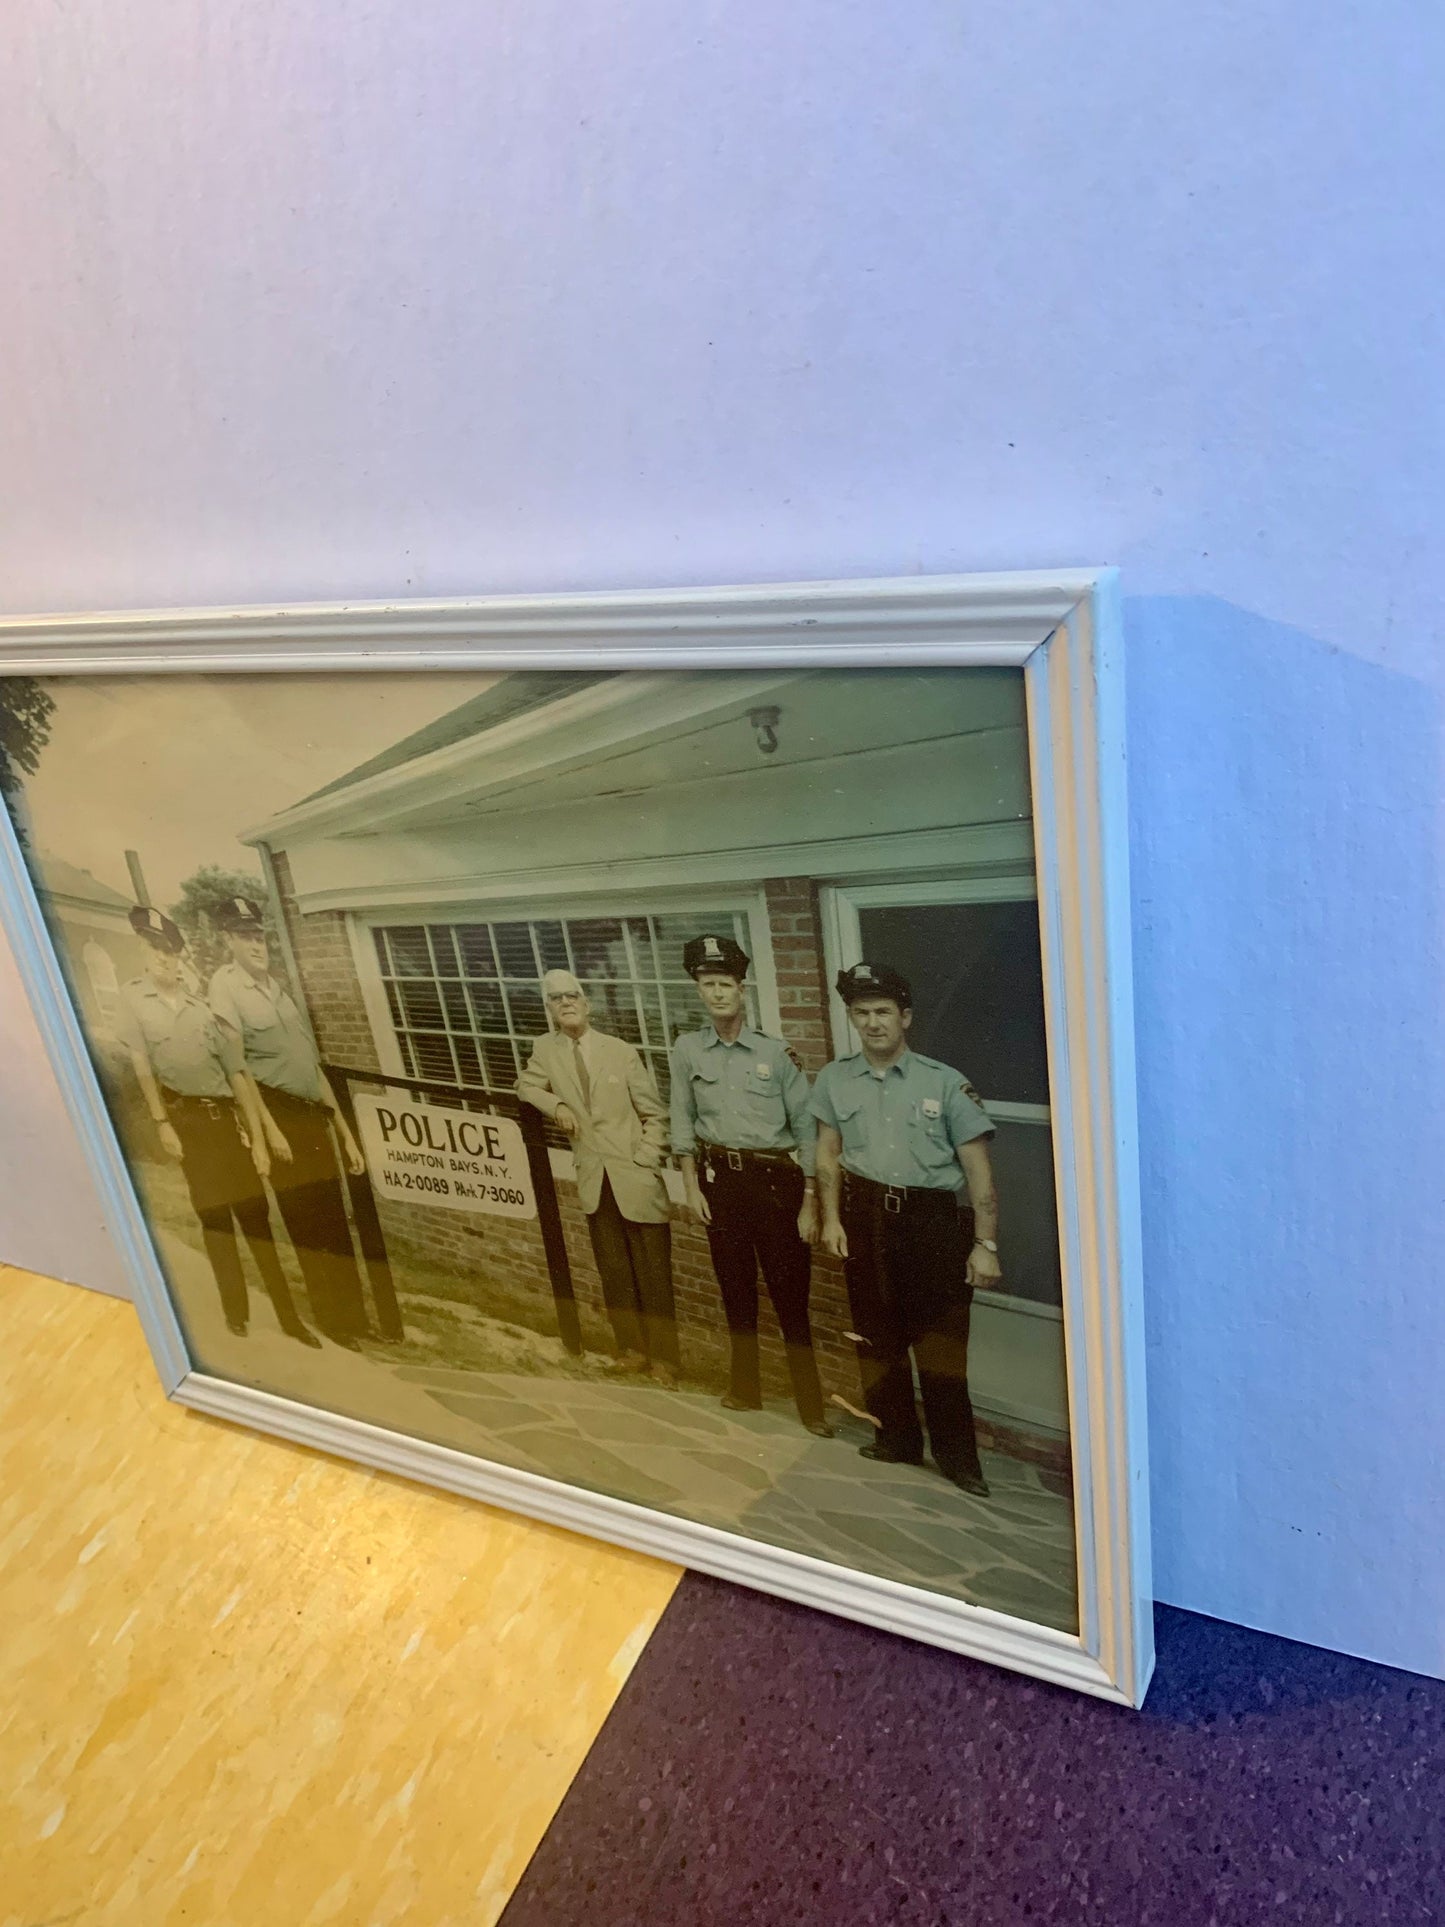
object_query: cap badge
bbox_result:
[704,937,722,959]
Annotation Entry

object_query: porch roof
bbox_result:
[299,671,615,804]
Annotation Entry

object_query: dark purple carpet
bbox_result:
[501,1577,1445,1926]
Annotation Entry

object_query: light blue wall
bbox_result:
[2,0,1441,1670]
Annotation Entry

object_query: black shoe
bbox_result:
[941,1464,991,1498]
[286,1326,324,1349]
[859,1442,924,1467]
[803,1419,836,1439]
[721,1393,762,1412]
[226,1320,248,1337]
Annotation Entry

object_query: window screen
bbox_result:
[371,911,757,1102]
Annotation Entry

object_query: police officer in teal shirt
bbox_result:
[811,961,1002,1496]
[670,933,832,1436]
[115,906,319,1346]
[209,896,371,1349]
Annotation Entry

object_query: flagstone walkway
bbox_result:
[148,1189,1078,1637]
[399,1365,1078,1633]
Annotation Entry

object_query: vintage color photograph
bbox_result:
[1,665,1077,1634]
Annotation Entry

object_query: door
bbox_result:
[848,894,1061,1309]
[821,878,1068,1437]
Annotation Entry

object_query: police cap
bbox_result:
[129,905,185,953]
[683,932,750,980]
[835,960,912,1009]
[215,895,266,934]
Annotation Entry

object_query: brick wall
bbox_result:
[269,848,382,1075]
[762,876,856,1401]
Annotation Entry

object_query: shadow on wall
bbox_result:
[1124,596,1445,1673]
[1140,1602,1435,1729]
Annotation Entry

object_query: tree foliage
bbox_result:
[0,678,56,840]
[169,865,281,984]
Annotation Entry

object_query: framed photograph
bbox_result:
[0,571,1151,1704]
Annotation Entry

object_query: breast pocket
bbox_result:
[829,1092,868,1157]
[137,1004,174,1048]
[236,990,284,1044]
[744,1064,782,1111]
[688,1061,721,1124]
[908,1104,952,1167]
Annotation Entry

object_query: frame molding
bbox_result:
[0,568,1152,1705]
[0,571,1097,671]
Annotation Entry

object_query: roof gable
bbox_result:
[38,853,133,910]
[299,671,616,804]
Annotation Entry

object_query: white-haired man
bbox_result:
[517,969,679,1384]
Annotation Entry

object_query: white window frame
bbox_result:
[819,874,1047,1116]
[347,886,779,1086]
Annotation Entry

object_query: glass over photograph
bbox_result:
[0,666,1077,1634]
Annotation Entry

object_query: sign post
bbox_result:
[324,1065,583,1357]
[324,1070,406,1342]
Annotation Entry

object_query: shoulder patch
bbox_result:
[961,1081,985,1105]
[784,1045,805,1073]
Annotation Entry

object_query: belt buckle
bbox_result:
[726,1148,744,1172]
[883,1185,904,1214]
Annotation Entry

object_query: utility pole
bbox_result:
[124,850,149,907]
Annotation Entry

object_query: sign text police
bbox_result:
[353,1094,536,1220]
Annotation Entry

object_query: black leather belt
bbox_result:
[259,1084,332,1116]
[842,1169,963,1216]
[160,1086,234,1121]
[697,1139,799,1173]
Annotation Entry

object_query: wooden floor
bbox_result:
[0,1266,680,1927]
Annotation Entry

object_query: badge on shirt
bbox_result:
[755,1062,773,1081]
[922,1098,941,1119]
[960,1081,983,1104]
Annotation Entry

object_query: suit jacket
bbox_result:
[517,1027,672,1223]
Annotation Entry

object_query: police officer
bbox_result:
[670,934,833,1437]
[115,906,320,1346]
[811,961,1002,1497]
[208,896,371,1350]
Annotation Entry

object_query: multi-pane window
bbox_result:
[372,911,758,1102]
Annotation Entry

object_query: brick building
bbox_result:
[249,667,1069,1460]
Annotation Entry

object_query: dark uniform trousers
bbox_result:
[587,1176,679,1369]
[840,1174,982,1479]
[161,1089,309,1336]
[699,1152,826,1426]
[260,1084,371,1342]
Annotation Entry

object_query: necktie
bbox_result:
[572,1036,592,1113]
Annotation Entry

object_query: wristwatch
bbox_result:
[973,1237,999,1254]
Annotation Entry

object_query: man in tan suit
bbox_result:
[517,969,680,1385]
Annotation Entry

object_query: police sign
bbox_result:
[353,1094,536,1220]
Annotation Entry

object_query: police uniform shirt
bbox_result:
[809,1049,993,1194]
[114,978,242,1098]
[208,963,325,1102]
[670,1025,817,1176]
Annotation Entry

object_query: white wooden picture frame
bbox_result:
[0,570,1152,1705]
